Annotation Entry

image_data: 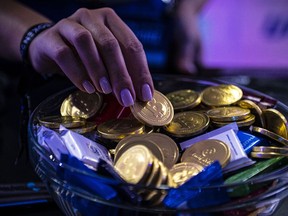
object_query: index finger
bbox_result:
[101,8,154,102]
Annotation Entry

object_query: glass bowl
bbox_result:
[28,74,288,216]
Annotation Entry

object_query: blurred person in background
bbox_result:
[198,0,288,76]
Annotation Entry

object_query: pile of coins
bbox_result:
[114,144,174,205]
[206,106,255,128]
[37,83,288,206]
[251,146,288,158]
[114,133,179,170]
[37,115,97,134]
[60,90,103,118]
[38,90,103,134]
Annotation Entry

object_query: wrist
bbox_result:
[20,22,53,65]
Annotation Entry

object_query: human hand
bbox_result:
[28,7,154,107]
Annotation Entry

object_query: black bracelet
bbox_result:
[20,23,53,65]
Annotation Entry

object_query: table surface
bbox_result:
[0,69,288,215]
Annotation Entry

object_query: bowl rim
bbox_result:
[27,74,288,211]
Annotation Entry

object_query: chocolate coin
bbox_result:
[130,90,174,126]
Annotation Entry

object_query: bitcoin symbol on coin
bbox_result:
[145,98,166,118]
[202,147,216,157]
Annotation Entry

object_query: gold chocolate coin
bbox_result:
[206,106,251,122]
[143,133,179,169]
[114,134,165,163]
[212,114,255,128]
[139,160,172,205]
[237,99,265,127]
[165,89,201,111]
[70,121,97,134]
[60,90,103,119]
[163,111,210,138]
[170,162,204,186]
[114,145,153,184]
[158,161,175,188]
[130,90,174,126]
[262,108,288,139]
[141,189,167,207]
[97,118,145,140]
[201,84,243,107]
[38,115,86,129]
[60,97,72,116]
[253,146,288,154]
[251,126,288,147]
[144,158,162,187]
[181,139,231,168]
[250,152,288,159]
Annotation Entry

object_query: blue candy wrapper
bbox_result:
[237,130,269,154]
[37,126,51,152]
[57,154,118,200]
[96,159,142,204]
[164,161,229,209]
[59,125,113,169]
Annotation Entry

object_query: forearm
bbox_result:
[0,0,52,62]
[171,0,208,74]
[175,0,208,14]
[175,0,208,17]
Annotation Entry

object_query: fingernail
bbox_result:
[82,80,95,94]
[120,89,134,107]
[142,83,153,101]
[99,77,112,94]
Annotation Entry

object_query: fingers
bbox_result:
[30,8,154,107]
[83,19,136,106]
[57,19,112,94]
[104,9,154,102]
[38,26,90,92]
[74,8,153,105]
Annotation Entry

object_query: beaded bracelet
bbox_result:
[20,23,54,65]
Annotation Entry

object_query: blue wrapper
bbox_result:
[237,130,269,154]
[57,154,118,200]
[60,125,113,169]
[97,159,142,204]
[163,161,229,209]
